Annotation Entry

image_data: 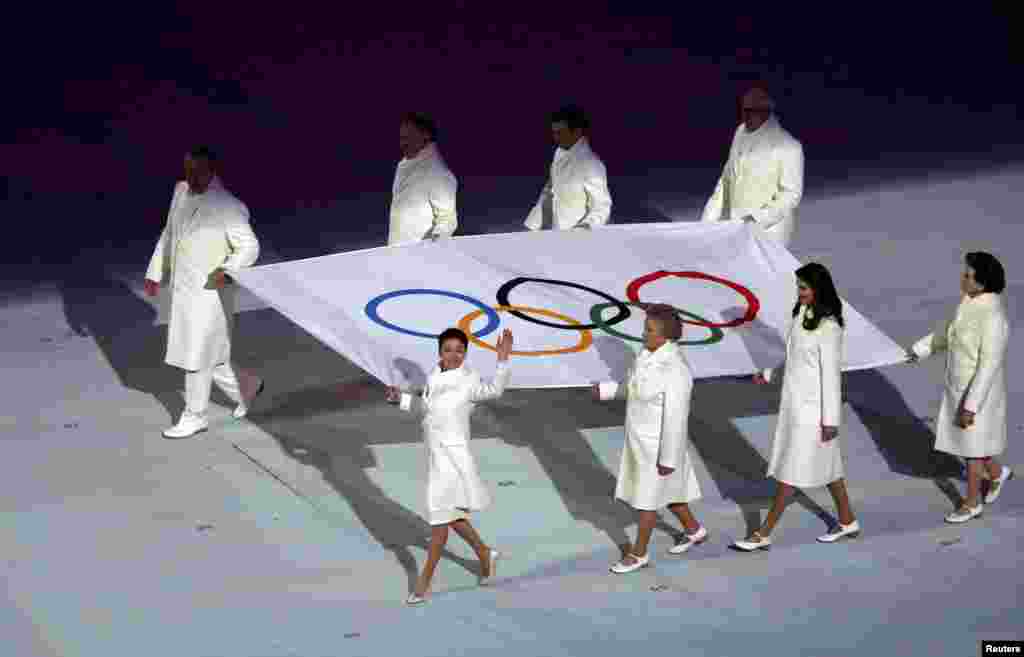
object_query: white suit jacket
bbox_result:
[701,116,804,246]
[388,143,458,246]
[525,137,612,230]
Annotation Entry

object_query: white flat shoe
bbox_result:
[478,548,501,586]
[945,504,983,524]
[668,525,708,555]
[405,593,426,605]
[733,531,772,552]
[610,552,650,574]
[163,413,209,439]
[817,520,861,543]
[984,466,1013,504]
[233,380,265,419]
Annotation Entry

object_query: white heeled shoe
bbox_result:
[163,413,209,439]
[610,552,650,574]
[984,466,1013,504]
[817,519,861,543]
[732,531,772,552]
[233,380,265,419]
[668,525,708,555]
[945,504,983,524]
[479,548,501,586]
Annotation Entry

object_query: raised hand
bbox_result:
[143,279,160,297]
[495,329,514,362]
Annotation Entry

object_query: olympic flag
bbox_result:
[232,222,907,389]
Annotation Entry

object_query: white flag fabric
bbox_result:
[233,222,906,389]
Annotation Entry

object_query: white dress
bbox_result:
[700,115,804,246]
[146,178,260,371]
[524,137,612,230]
[763,307,845,488]
[599,341,702,510]
[912,292,1010,458]
[400,363,510,524]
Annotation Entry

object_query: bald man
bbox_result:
[701,86,804,247]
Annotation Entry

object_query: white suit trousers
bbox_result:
[184,362,243,417]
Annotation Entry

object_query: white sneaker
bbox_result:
[668,525,708,554]
[817,519,861,543]
[610,552,650,574]
[479,548,501,586]
[233,380,265,419]
[944,504,983,524]
[732,531,772,552]
[163,413,208,439]
[984,466,1013,504]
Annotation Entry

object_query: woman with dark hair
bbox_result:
[386,326,513,604]
[593,304,706,573]
[907,252,1012,522]
[734,263,859,550]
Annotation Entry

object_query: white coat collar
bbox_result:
[961,292,1001,310]
[187,175,224,197]
[399,142,440,167]
[739,115,779,138]
[637,340,679,366]
[554,136,591,161]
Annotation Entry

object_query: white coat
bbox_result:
[387,143,458,246]
[524,137,612,231]
[763,306,845,488]
[400,363,510,524]
[146,179,260,371]
[701,115,804,247]
[912,292,1010,458]
[599,341,701,510]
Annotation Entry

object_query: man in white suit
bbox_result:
[144,146,263,438]
[701,85,804,247]
[388,113,458,246]
[524,104,612,231]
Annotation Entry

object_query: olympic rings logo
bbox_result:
[364,271,760,357]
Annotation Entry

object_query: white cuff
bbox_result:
[598,381,619,400]
[399,393,413,412]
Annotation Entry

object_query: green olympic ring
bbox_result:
[589,302,725,345]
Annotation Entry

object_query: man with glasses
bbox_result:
[700,85,804,247]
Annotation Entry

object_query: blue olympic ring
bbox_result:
[365,289,502,339]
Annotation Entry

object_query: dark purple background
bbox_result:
[3,5,1020,269]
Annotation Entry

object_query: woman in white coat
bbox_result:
[907,252,1012,523]
[734,263,859,551]
[593,304,706,574]
[386,327,513,604]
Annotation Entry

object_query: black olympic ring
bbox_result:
[495,277,631,331]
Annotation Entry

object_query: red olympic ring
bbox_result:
[626,271,760,328]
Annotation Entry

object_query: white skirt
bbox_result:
[767,424,845,488]
[426,443,490,526]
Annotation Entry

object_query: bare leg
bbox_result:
[667,503,701,533]
[982,456,1003,480]
[826,478,856,526]
[450,519,492,577]
[623,510,658,563]
[964,458,984,508]
[415,524,449,596]
[760,482,793,536]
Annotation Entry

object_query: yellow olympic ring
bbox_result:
[457,305,593,356]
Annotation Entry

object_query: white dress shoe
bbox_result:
[478,548,501,586]
[984,466,1013,504]
[945,504,983,524]
[405,593,426,605]
[163,413,209,439]
[817,519,861,543]
[233,380,265,419]
[610,552,650,574]
[732,531,772,552]
[668,525,708,554]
